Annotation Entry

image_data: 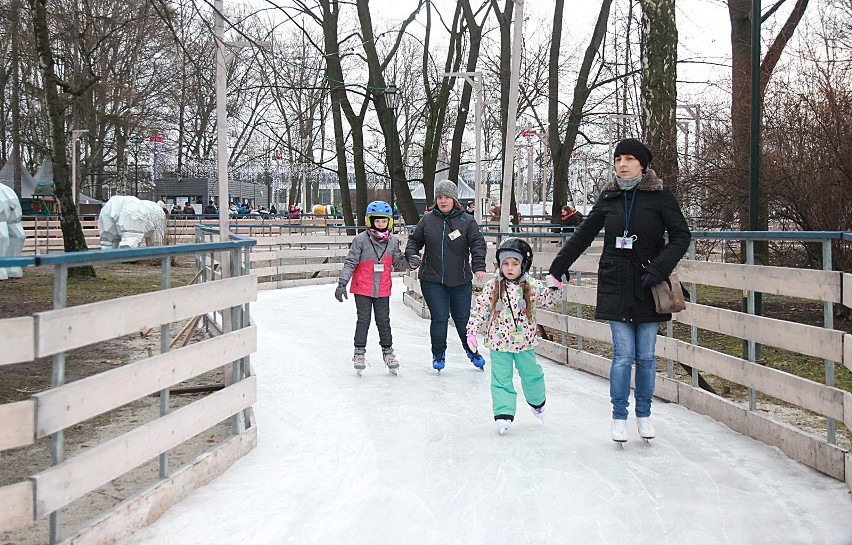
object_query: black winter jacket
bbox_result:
[405,207,487,287]
[548,170,691,323]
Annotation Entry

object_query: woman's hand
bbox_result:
[475,271,486,282]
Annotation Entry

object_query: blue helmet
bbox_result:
[366,200,393,230]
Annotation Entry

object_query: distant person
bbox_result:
[404,180,487,372]
[548,138,691,445]
[288,204,300,219]
[204,200,217,216]
[464,201,476,216]
[466,238,562,434]
[269,204,278,216]
[559,204,583,232]
[182,203,196,216]
[334,201,412,375]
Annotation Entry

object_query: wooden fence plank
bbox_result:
[656,336,845,421]
[34,326,256,438]
[677,261,841,303]
[844,391,852,435]
[0,482,34,532]
[0,400,35,450]
[561,284,597,306]
[843,273,852,309]
[845,334,852,374]
[32,376,256,517]
[280,263,345,275]
[675,303,843,362]
[0,317,34,365]
[58,425,257,545]
[35,274,256,357]
[564,315,612,343]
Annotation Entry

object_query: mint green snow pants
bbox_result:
[490,349,546,420]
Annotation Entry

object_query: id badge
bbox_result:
[509,328,525,343]
[373,263,385,272]
[615,236,635,250]
[448,229,461,241]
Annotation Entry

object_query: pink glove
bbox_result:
[546,274,563,290]
[466,333,478,351]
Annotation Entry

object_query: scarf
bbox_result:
[368,228,391,242]
[616,173,643,191]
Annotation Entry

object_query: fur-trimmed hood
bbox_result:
[601,169,664,192]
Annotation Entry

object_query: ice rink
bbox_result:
[126,281,852,545]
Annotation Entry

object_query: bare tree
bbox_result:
[28,0,96,275]
[640,0,679,195]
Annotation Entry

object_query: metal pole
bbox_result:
[749,0,761,233]
[474,77,483,223]
[527,144,533,214]
[823,239,835,444]
[49,264,68,544]
[134,142,139,197]
[215,0,229,244]
[389,108,394,212]
[499,0,524,234]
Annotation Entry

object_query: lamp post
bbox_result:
[70,129,88,206]
[384,83,398,214]
[130,135,143,197]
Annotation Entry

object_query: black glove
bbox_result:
[640,270,662,289]
[408,255,422,269]
[334,282,348,302]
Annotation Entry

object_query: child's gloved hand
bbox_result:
[334,282,348,302]
[407,255,422,269]
[545,274,563,290]
[466,333,478,351]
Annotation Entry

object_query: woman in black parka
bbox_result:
[548,139,691,444]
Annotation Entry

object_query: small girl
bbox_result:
[466,238,561,434]
[335,201,410,375]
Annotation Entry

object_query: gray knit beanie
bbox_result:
[434,180,459,203]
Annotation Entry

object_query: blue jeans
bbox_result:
[420,280,473,357]
[609,321,659,420]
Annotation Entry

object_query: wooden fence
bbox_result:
[404,232,852,491]
[0,240,257,544]
[20,216,347,255]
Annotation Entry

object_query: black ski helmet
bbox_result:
[495,237,534,273]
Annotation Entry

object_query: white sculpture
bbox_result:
[0,184,25,280]
[98,196,167,250]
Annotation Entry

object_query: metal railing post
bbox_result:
[49,263,68,545]
[158,257,171,478]
[747,239,757,411]
[822,239,835,444]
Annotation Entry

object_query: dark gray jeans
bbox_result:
[354,295,392,350]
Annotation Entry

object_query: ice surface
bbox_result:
[126,281,852,545]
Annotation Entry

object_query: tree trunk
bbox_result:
[549,0,613,223]
[29,0,95,277]
[10,0,23,197]
[418,1,462,215]
[356,0,424,225]
[728,0,809,247]
[446,1,488,183]
[641,0,679,196]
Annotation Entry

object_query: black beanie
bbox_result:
[614,138,653,171]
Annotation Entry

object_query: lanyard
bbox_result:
[371,238,388,262]
[503,284,521,331]
[622,188,638,236]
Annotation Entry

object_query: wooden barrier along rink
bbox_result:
[0,241,258,545]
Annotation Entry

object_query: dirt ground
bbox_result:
[0,258,232,545]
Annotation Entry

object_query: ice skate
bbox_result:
[353,348,367,376]
[382,348,399,375]
[611,419,627,447]
[465,350,486,370]
[432,352,445,373]
[496,419,511,435]
[637,417,655,444]
[530,405,546,423]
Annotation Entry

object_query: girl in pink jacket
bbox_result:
[335,201,409,375]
